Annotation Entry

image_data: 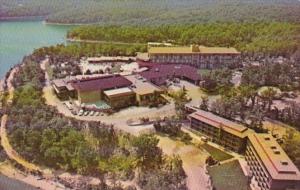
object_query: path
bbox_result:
[1,115,40,172]
[0,66,41,173]
[0,65,67,190]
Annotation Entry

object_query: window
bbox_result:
[280,161,288,166]
[270,146,277,150]
[273,150,280,155]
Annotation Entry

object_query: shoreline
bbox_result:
[0,79,4,92]
[0,16,94,26]
[43,21,97,26]
[0,16,45,22]
[67,38,146,45]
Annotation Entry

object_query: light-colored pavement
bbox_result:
[43,86,176,135]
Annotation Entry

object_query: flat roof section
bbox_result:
[103,87,134,98]
[125,75,163,95]
[87,56,135,63]
[248,133,300,181]
[189,109,252,138]
[148,45,240,55]
[52,79,68,88]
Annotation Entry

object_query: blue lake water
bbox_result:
[0,21,74,78]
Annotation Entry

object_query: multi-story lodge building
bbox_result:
[189,109,253,153]
[246,134,300,190]
[148,45,241,69]
[188,107,300,190]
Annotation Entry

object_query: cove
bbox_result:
[0,21,74,78]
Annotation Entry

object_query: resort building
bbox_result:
[85,56,135,64]
[189,109,253,153]
[187,107,300,190]
[102,87,136,109]
[52,75,136,109]
[125,75,164,106]
[52,78,76,100]
[70,75,134,109]
[246,134,300,190]
[148,45,241,69]
[52,62,201,110]
[139,63,201,86]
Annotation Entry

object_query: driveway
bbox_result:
[43,86,176,135]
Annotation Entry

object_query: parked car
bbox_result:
[95,112,100,116]
[78,110,84,116]
[84,111,89,116]
[89,111,95,116]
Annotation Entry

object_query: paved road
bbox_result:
[1,115,40,172]
[0,65,66,190]
[43,85,176,135]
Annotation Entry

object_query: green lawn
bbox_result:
[208,160,249,190]
[201,144,233,162]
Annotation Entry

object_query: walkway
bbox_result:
[1,115,40,172]
[0,66,41,173]
[0,65,67,190]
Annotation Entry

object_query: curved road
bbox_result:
[0,66,65,190]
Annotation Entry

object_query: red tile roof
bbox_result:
[71,75,132,92]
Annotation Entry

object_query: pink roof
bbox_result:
[139,63,201,85]
[189,109,251,138]
[71,75,132,92]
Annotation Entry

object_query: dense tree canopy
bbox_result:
[1,0,300,24]
[68,23,300,56]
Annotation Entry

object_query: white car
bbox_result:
[89,111,95,116]
[84,111,89,116]
[78,110,84,116]
[95,112,100,116]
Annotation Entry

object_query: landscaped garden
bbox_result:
[208,160,248,190]
[201,144,233,162]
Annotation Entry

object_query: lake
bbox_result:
[0,21,74,79]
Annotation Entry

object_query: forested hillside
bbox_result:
[67,23,300,56]
[1,0,300,24]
